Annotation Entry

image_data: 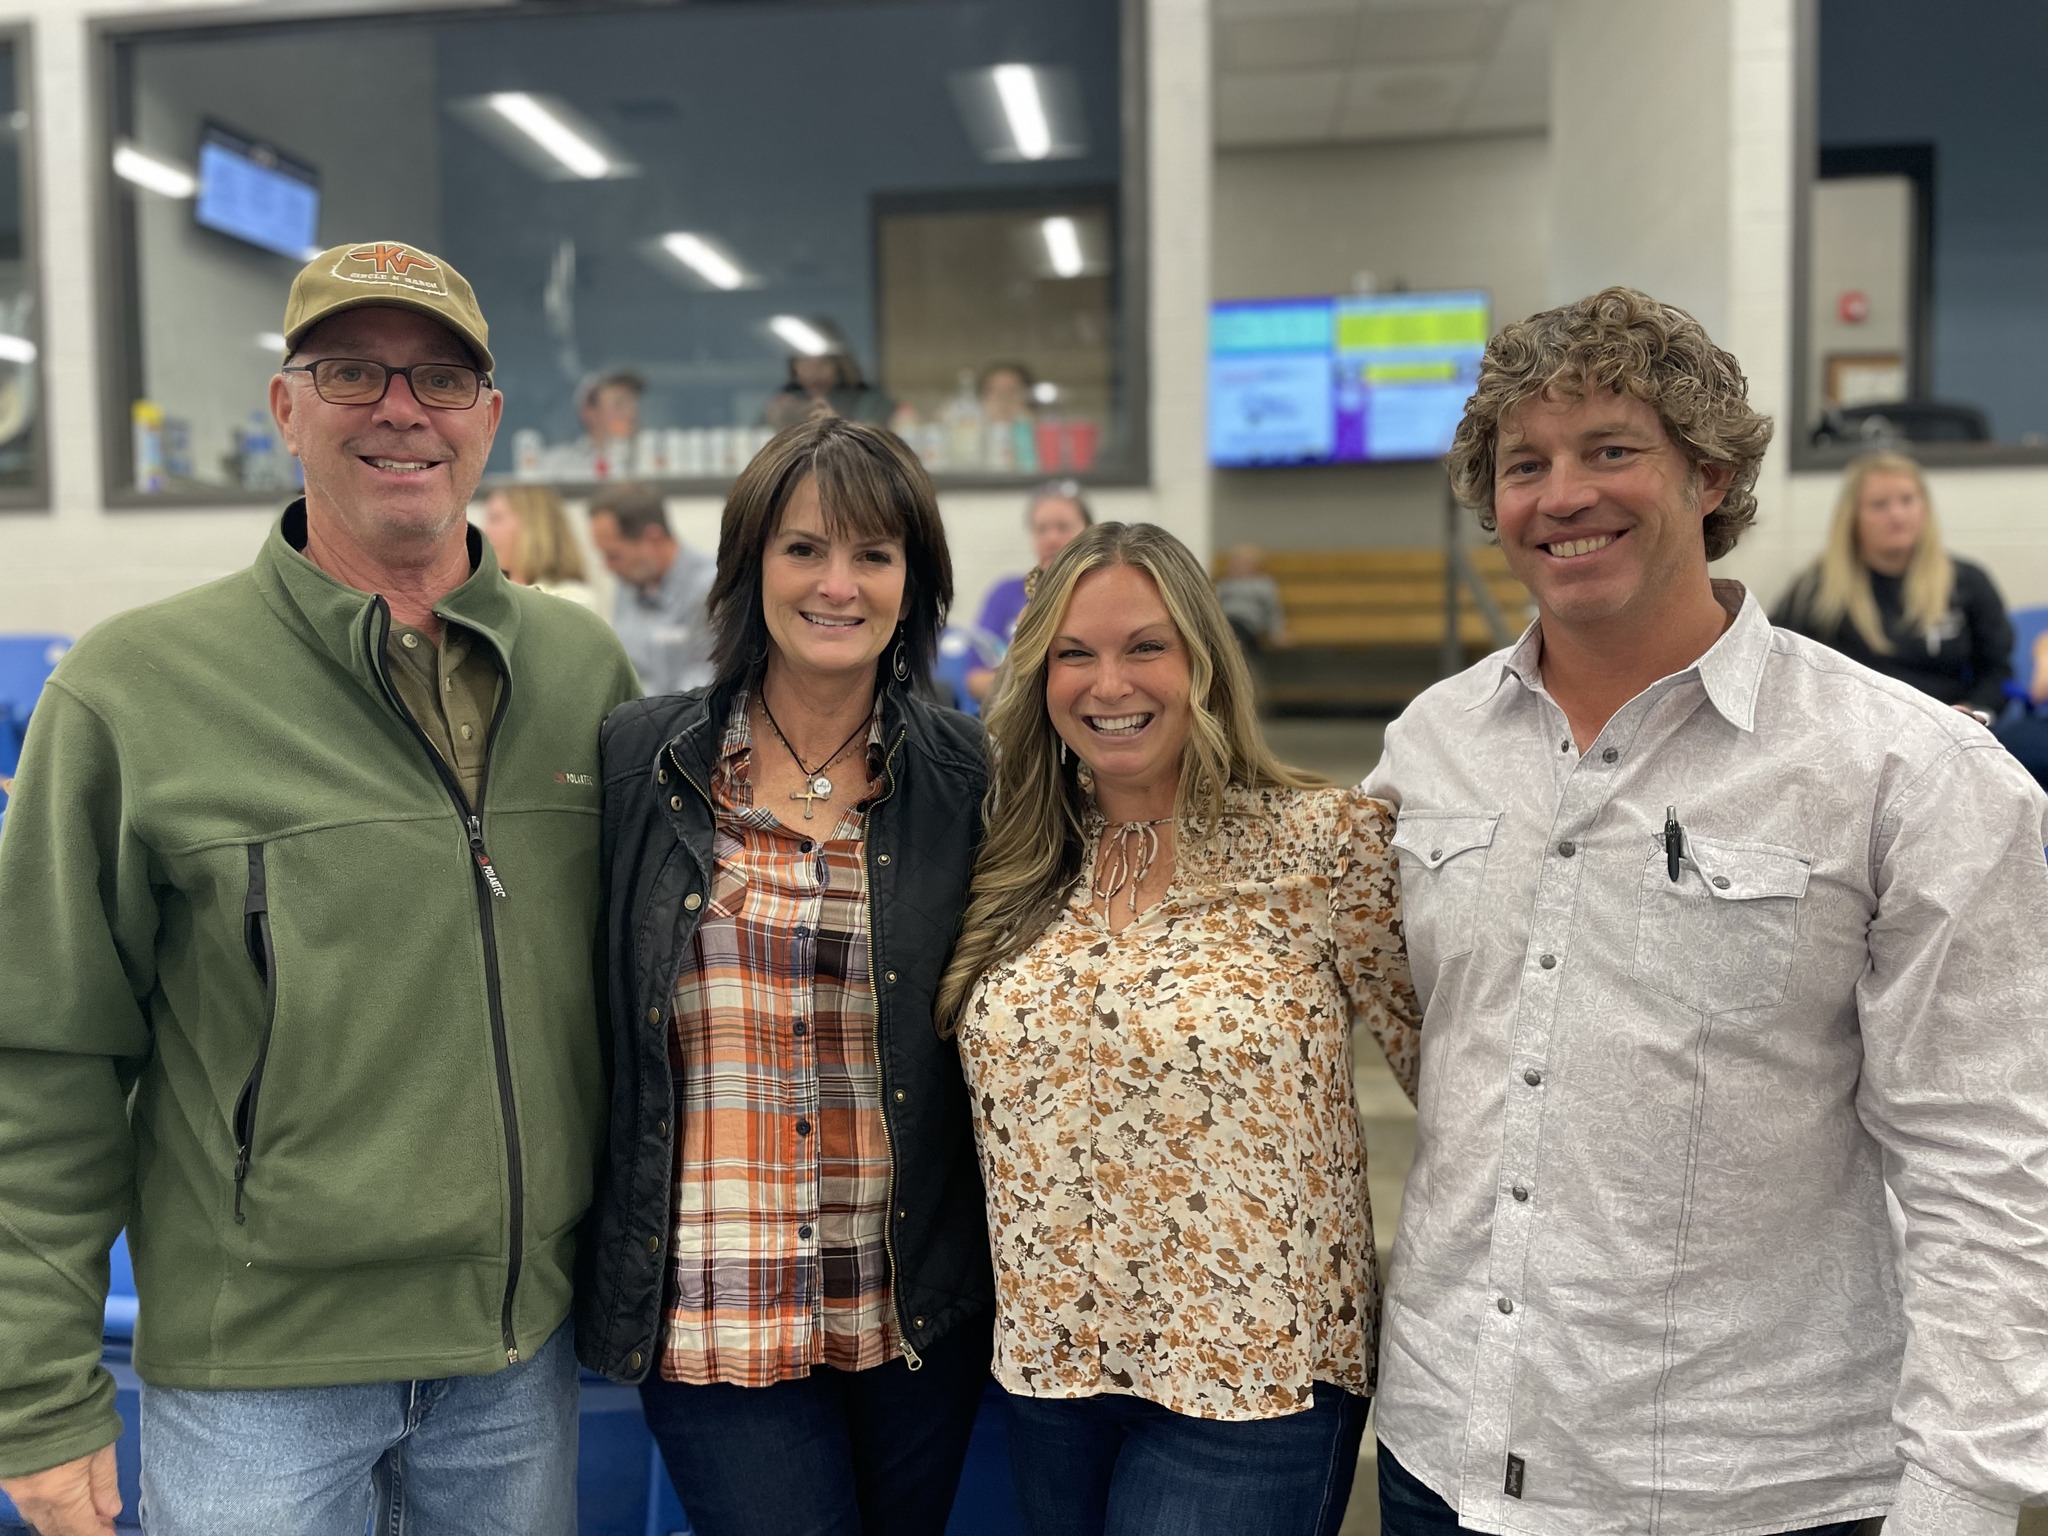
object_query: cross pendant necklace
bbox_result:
[759,693,870,821]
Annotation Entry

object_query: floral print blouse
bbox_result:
[956,784,1421,1422]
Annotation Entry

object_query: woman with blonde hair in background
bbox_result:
[482,484,601,611]
[935,520,1421,1536]
[1772,450,2012,715]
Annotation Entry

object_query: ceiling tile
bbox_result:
[1459,0,1551,132]
[1215,68,1346,146]
[1355,3,1503,64]
[1216,14,1360,72]
[1331,60,1479,138]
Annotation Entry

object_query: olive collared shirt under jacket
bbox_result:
[386,619,502,807]
[0,504,640,1480]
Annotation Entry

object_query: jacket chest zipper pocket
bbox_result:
[233,843,279,1225]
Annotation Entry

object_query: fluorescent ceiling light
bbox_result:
[1041,216,1084,278]
[486,92,610,180]
[257,331,289,354]
[0,333,35,365]
[114,144,196,199]
[661,232,746,291]
[992,64,1052,160]
[769,316,832,357]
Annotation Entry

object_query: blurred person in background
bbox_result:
[761,342,892,432]
[1215,543,1286,657]
[1991,629,2048,793]
[482,484,599,612]
[937,521,1419,1536]
[588,483,718,695]
[1772,450,2012,716]
[976,362,1036,427]
[0,240,638,1536]
[965,481,1093,703]
[578,368,644,476]
[582,417,993,1536]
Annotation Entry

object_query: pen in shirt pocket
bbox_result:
[1665,806,1685,881]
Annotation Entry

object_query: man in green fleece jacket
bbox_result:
[0,242,640,1535]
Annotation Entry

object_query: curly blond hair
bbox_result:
[1447,287,1775,560]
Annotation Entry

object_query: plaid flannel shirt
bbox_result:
[658,695,898,1385]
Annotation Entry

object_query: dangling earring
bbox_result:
[1060,740,1069,766]
[891,636,910,684]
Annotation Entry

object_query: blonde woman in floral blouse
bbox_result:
[935,522,1421,1536]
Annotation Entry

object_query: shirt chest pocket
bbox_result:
[1631,834,1811,1013]
[1389,811,1499,981]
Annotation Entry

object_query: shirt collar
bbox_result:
[1473,579,1768,732]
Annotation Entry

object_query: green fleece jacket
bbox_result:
[0,505,640,1479]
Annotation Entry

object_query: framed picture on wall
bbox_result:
[1824,351,1907,408]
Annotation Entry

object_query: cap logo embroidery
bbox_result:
[332,243,451,297]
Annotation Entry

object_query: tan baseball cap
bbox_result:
[282,241,494,373]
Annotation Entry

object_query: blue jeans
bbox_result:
[638,1316,992,1536]
[1376,1442,1878,1536]
[137,1321,577,1536]
[1005,1383,1369,1536]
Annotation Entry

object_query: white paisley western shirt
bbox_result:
[1363,582,2048,1536]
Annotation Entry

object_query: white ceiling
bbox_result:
[1213,0,1552,149]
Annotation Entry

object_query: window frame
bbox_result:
[0,22,50,512]
[1790,0,2048,471]
[92,0,1151,508]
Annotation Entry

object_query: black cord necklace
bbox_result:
[758,692,870,820]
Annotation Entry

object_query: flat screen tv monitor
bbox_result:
[195,123,320,261]
[1208,290,1489,467]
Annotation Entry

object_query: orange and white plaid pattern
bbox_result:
[658,695,898,1385]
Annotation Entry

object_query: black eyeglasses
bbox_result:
[282,358,489,410]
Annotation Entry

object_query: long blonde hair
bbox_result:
[494,485,588,586]
[934,522,1321,1031]
[1795,451,1950,654]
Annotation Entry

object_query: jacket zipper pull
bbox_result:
[233,1145,251,1225]
[901,1337,923,1372]
[469,816,509,899]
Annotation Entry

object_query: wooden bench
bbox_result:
[1221,546,1535,711]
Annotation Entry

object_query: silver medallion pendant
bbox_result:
[811,774,833,799]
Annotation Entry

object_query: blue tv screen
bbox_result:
[195,124,319,261]
[1208,290,1489,467]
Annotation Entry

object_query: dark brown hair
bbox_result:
[1447,286,1775,561]
[587,483,669,540]
[707,416,953,692]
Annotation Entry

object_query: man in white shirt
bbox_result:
[1364,286,2048,1536]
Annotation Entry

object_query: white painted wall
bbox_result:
[1549,0,1732,337]
[1210,130,1551,551]
[0,0,1210,642]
